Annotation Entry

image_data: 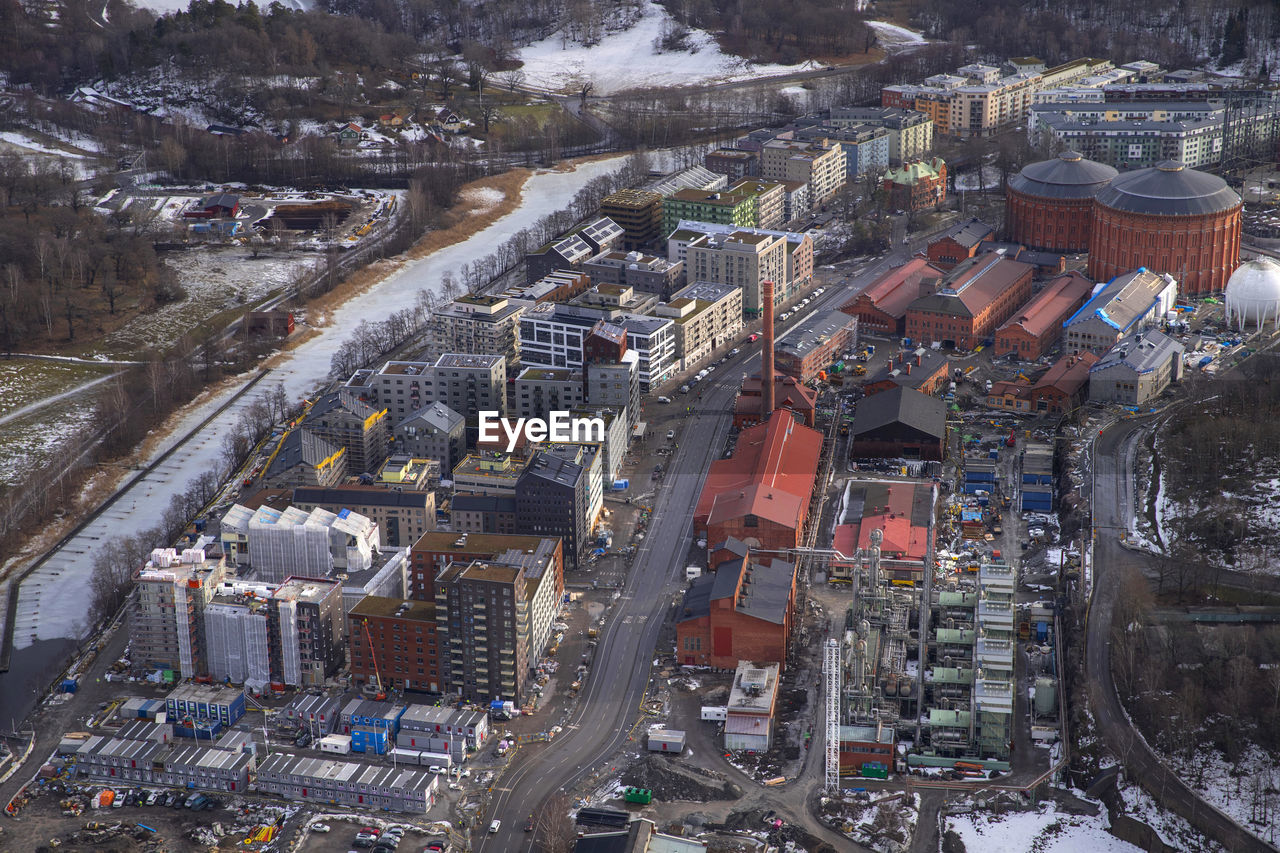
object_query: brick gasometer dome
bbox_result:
[1006,150,1117,253]
[1088,160,1242,296]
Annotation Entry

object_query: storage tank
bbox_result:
[1034,677,1057,716]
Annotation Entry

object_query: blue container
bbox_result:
[61,679,78,694]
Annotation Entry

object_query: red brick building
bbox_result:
[1006,151,1117,253]
[676,551,797,670]
[904,253,1034,350]
[883,158,947,213]
[694,414,823,554]
[1088,160,1242,296]
[348,596,441,693]
[839,722,896,776]
[830,479,936,583]
[863,347,951,398]
[734,374,817,429]
[993,271,1094,360]
[841,258,944,336]
[408,531,563,602]
[1030,351,1098,414]
[926,219,995,271]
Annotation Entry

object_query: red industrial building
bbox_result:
[904,253,1035,350]
[839,723,897,776]
[1006,151,1117,253]
[676,549,797,670]
[926,219,995,271]
[863,347,950,398]
[734,374,817,429]
[1088,160,1242,296]
[830,479,936,583]
[693,413,823,554]
[993,271,1094,360]
[841,258,944,336]
[1031,351,1098,414]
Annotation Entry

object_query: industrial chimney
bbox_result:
[761,279,776,419]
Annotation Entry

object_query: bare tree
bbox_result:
[532,792,577,853]
[498,69,527,94]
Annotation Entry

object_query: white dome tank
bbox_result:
[1225,257,1280,330]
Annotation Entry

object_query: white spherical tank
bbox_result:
[1225,257,1280,330]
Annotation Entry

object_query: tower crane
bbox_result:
[360,619,387,701]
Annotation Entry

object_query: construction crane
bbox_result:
[360,619,387,701]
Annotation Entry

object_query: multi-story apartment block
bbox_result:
[498,270,591,304]
[600,188,664,249]
[667,221,814,307]
[358,355,506,431]
[349,595,441,693]
[582,251,684,300]
[787,124,891,179]
[425,295,525,366]
[449,494,517,535]
[827,106,934,163]
[269,576,345,686]
[660,187,758,237]
[759,139,846,202]
[586,349,639,427]
[434,561,530,703]
[684,231,788,318]
[949,73,1041,138]
[409,532,564,601]
[727,178,786,229]
[303,391,389,477]
[705,148,760,180]
[779,180,810,222]
[516,450,592,571]
[262,430,347,489]
[452,453,527,496]
[392,401,465,471]
[132,547,228,678]
[654,281,745,369]
[513,368,586,421]
[1027,101,1240,169]
[519,302,675,391]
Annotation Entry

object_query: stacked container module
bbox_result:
[1020,442,1054,513]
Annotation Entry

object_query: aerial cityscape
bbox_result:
[1,0,1280,851]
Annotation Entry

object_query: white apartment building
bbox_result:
[759,139,846,202]
[519,303,676,391]
[654,281,745,369]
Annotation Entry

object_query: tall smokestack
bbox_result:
[762,279,776,420]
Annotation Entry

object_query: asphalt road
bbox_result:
[479,363,738,852]
[478,243,936,852]
[1088,418,1279,853]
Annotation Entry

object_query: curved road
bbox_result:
[1088,418,1278,852]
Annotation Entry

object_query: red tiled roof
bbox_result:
[844,258,942,320]
[997,271,1094,339]
[695,415,823,529]
[832,482,931,563]
[1033,351,1099,396]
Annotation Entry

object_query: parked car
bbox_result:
[666,429,675,440]
[748,333,759,342]
[312,823,331,834]
[729,348,739,356]
[656,396,671,404]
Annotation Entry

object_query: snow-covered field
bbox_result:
[95,249,321,357]
[0,130,100,179]
[11,156,628,648]
[946,805,1141,853]
[515,2,806,95]
[1117,780,1228,852]
[865,21,928,49]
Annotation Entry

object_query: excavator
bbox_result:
[361,619,387,701]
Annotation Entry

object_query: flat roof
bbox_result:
[351,594,436,622]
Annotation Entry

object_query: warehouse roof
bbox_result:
[1091,329,1184,375]
[997,271,1094,339]
[1064,268,1176,333]
[694,414,823,530]
[844,258,944,321]
[849,386,946,441]
[908,253,1033,319]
